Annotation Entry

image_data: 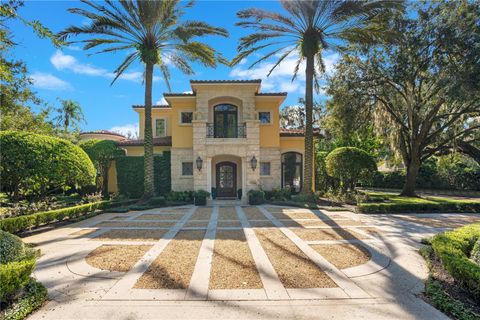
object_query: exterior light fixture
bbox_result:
[250,156,257,171]
[196,156,203,171]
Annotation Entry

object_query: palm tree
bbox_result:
[55,99,85,131]
[232,0,403,194]
[59,0,228,200]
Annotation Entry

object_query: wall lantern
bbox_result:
[250,156,258,171]
[196,156,203,171]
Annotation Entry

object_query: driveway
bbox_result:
[23,205,480,319]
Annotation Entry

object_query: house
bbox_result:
[104,79,313,200]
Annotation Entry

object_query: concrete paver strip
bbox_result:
[236,206,289,300]
[185,206,219,300]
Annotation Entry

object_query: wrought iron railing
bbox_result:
[206,122,246,138]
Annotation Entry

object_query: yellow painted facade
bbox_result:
[104,80,313,197]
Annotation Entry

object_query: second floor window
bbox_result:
[155,119,166,137]
[181,112,193,124]
[259,112,271,124]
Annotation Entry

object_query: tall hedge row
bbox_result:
[115,152,171,198]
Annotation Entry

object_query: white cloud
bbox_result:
[30,72,72,90]
[229,51,339,95]
[110,123,139,139]
[50,50,149,83]
[156,97,168,105]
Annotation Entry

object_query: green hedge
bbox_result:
[0,258,36,302]
[431,223,480,300]
[0,201,111,234]
[1,278,48,320]
[116,153,171,198]
[358,201,480,214]
[0,131,95,199]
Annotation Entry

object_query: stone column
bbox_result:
[193,119,208,191]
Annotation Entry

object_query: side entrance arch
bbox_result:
[216,161,237,198]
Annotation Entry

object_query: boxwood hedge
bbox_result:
[358,201,480,214]
[115,153,171,198]
[431,223,480,300]
[0,201,110,234]
[0,258,36,302]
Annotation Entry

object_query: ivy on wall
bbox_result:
[115,152,171,198]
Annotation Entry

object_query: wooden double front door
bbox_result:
[216,162,237,198]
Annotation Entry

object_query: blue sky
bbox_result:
[9,1,339,136]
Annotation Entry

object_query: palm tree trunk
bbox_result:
[143,62,155,200]
[302,53,314,195]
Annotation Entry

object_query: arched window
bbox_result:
[281,152,302,194]
[214,104,237,138]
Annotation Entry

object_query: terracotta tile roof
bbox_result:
[132,104,171,108]
[80,130,126,138]
[163,92,196,97]
[256,92,287,96]
[190,79,261,84]
[117,136,172,146]
[280,128,321,137]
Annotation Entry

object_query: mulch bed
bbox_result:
[217,220,242,228]
[184,220,210,228]
[85,245,152,272]
[218,207,239,220]
[93,229,167,242]
[269,211,320,220]
[134,230,205,289]
[209,230,263,289]
[242,207,266,220]
[291,228,369,241]
[311,244,371,269]
[94,221,176,228]
[135,213,185,221]
[190,207,212,220]
[254,228,337,288]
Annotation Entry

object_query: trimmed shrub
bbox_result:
[471,240,480,265]
[248,190,265,205]
[0,201,110,234]
[265,188,291,201]
[1,278,48,320]
[358,201,480,214]
[79,139,125,194]
[431,223,480,300]
[115,153,171,198]
[325,147,377,192]
[0,131,95,200]
[193,190,210,206]
[147,196,166,207]
[165,191,193,203]
[0,258,36,302]
[0,231,25,264]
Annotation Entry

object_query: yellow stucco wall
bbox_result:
[257,99,281,148]
[107,160,118,193]
[120,146,170,156]
[137,108,173,139]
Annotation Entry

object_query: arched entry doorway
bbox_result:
[216,161,237,197]
[281,152,303,194]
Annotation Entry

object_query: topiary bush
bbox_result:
[193,190,210,206]
[0,131,95,200]
[0,231,25,263]
[325,147,377,192]
[248,190,265,205]
[79,139,125,195]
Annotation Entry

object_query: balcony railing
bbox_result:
[206,122,246,138]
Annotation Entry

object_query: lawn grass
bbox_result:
[358,192,480,214]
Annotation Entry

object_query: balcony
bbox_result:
[206,122,246,138]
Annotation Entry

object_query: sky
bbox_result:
[8,0,339,137]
